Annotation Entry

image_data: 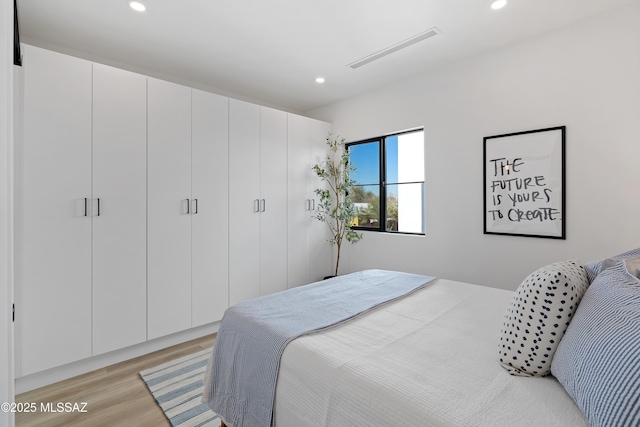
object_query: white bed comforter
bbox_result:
[274,279,588,427]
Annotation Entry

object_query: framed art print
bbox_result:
[483,126,565,239]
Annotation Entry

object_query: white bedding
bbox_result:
[273,279,588,426]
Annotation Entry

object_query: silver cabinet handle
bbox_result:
[305,199,310,211]
[311,199,315,210]
[260,199,265,212]
[254,199,260,213]
[185,199,190,214]
[97,198,101,216]
[193,199,198,214]
[84,198,88,216]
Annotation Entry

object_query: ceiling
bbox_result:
[17,0,636,113]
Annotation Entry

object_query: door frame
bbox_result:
[1,0,16,425]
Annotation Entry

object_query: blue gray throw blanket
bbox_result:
[202,269,436,427]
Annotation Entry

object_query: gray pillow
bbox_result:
[498,260,589,377]
[625,256,640,279]
[551,261,640,426]
[585,247,640,283]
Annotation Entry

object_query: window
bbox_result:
[347,129,425,234]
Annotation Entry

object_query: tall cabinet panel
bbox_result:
[228,99,261,305]
[92,64,147,355]
[287,114,313,288]
[18,45,92,375]
[147,78,192,340]
[191,89,229,327]
[259,107,288,296]
[308,119,333,280]
[287,114,332,288]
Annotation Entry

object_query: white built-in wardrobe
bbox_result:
[15,44,332,377]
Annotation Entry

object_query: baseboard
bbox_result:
[15,322,219,394]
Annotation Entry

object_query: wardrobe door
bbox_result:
[308,119,334,281]
[147,78,192,339]
[92,64,147,355]
[18,45,92,375]
[259,107,288,296]
[286,113,312,288]
[191,89,229,327]
[287,114,333,288]
[228,99,261,305]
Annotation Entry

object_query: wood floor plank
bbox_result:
[16,334,216,427]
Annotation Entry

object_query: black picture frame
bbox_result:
[483,126,565,239]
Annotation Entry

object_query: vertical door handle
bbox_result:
[311,199,315,210]
[193,199,198,214]
[254,199,260,213]
[97,198,101,216]
[185,198,190,214]
[84,198,88,216]
[305,199,310,211]
[260,199,265,212]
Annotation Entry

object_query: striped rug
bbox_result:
[140,348,220,427]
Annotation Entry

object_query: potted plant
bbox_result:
[312,134,363,277]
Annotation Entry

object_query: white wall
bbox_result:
[308,2,640,291]
[1,0,15,425]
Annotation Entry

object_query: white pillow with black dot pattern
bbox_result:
[498,260,589,377]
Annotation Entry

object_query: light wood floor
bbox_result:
[15,334,216,427]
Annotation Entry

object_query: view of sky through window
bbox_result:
[349,141,380,186]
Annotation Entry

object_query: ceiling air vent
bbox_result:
[347,27,441,69]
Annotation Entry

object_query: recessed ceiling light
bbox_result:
[129,1,146,12]
[491,0,507,10]
[315,77,325,84]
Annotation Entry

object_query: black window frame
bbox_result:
[346,128,425,236]
[14,0,22,66]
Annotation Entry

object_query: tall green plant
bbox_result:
[312,134,363,276]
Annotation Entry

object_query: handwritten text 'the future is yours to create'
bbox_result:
[487,157,561,223]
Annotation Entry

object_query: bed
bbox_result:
[273,278,586,426]
[204,255,640,427]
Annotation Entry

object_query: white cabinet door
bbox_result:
[308,119,334,280]
[287,114,333,288]
[147,78,192,339]
[259,107,288,296]
[18,45,92,375]
[287,114,313,288]
[191,89,229,327]
[92,63,147,355]
[229,99,261,305]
